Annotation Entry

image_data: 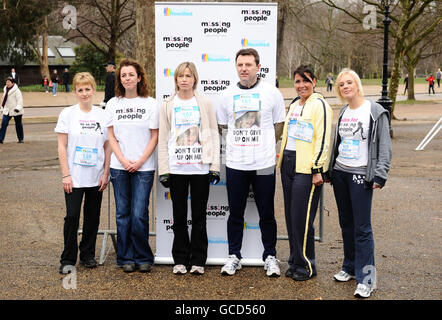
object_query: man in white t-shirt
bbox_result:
[216,48,285,277]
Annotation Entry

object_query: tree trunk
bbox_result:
[135,0,155,97]
[35,15,50,80]
[407,64,415,100]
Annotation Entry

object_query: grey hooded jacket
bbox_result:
[328,100,392,187]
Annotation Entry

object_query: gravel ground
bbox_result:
[0,102,440,305]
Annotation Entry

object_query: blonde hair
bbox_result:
[174,62,199,92]
[73,72,97,91]
[336,68,364,103]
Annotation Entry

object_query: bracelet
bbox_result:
[62,175,71,178]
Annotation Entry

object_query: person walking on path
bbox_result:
[425,74,435,94]
[0,77,24,143]
[51,70,60,96]
[216,48,286,277]
[158,61,220,275]
[63,68,71,93]
[326,68,392,298]
[403,74,408,95]
[54,72,111,274]
[325,73,334,92]
[436,68,441,88]
[277,65,332,281]
[9,68,19,85]
[105,58,159,273]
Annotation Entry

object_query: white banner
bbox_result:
[154,2,278,266]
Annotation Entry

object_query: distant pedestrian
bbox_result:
[325,73,334,92]
[42,75,49,93]
[103,61,116,109]
[403,74,408,95]
[0,77,24,144]
[425,74,435,94]
[63,68,71,92]
[9,68,19,86]
[51,70,60,96]
[436,68,441,88]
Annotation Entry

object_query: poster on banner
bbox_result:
[154,2,277,266]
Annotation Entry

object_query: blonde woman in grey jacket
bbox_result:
[326,69,392,298]
[158,62,220,275]
[0,77,24,143]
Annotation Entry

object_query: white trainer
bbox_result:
[264,255,281,277]
[190,265,205,275]
[334,270,356,282]
[221,255,242,275]
[354,283,374,298]
[173,264,187,274]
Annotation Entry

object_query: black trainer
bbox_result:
[80,258,97,268]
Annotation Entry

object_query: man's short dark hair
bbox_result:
[235,48,260,65]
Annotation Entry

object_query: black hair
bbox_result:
[293,65,316,83]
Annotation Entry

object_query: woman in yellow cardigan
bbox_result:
[276,65,332,281]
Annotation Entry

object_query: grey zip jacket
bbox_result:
[328,100,392,187]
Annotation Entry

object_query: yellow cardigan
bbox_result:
[276,93,332,174]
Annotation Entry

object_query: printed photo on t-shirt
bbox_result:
[176,125,201,146]
[234,111,260,129]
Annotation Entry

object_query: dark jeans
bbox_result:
[60,186,103,266]
[280,151,321,276]
[225,166,277,261]
[169,173,210,266]
[110,168,155,266]
[429,84,435,94]
[332,169,375,285]
[0,115,23,142]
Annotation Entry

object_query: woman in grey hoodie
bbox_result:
[326,69,392,298]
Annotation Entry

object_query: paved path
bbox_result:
[18,83,442,124]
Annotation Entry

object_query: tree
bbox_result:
[134,0,155,97]
[64,0,136,62]
[323,0,442,116]
[0,0,51,68]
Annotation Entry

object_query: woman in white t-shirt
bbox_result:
[55,72,111,274]
[105,58,159,273]
[327,69,392,298]
[158,62,220,275]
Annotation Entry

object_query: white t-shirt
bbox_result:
[285,103,304,151]
[336,100,371,168]
[216,80,286,170]
[105,96,159,171]
[168,96,209,175]
[54,104,108,188]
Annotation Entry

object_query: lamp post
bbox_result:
[377,0,393,137]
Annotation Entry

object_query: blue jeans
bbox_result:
[0,115,24,142]
[110,168,155,266]
[52,83,58,95]
[332,169,374,285]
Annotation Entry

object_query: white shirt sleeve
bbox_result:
[149,98,159,129]
[215,93,228,125]
[272,88,286,124]
[54,107,70,133]
[104,98,115,128]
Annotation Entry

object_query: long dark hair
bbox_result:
[115,58,149,98]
